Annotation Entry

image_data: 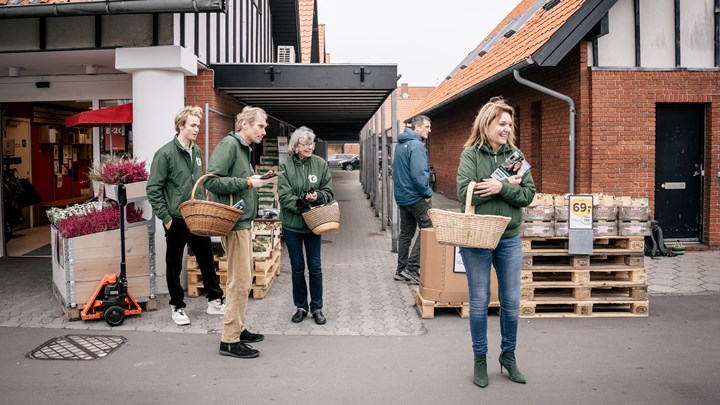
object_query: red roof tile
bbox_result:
[298,0,315,64]
[414,0,584,115]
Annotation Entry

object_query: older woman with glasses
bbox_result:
[277,126,334,325]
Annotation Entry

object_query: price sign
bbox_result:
[568,195,593,230]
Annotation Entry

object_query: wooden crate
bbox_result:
[51,223,155,311]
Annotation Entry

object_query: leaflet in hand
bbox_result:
[491,151,531,181]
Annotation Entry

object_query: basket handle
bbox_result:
[464,181,477,215]
[190,173,234,206]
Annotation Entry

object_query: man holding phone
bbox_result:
[205,106,277,359]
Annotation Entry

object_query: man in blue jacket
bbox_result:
[392,115,433,284]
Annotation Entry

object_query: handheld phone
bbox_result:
[259,170,283,179]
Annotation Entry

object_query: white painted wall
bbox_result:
[0,75,131,103]
[640,0,675,67]
[597,0,636,66]
[595,0,716,69]
[680,0,715,67]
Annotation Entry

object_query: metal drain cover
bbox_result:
[26,335,126,361]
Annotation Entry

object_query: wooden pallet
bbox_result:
[252,266,279,299]
[253,255,280,289]
[521,236,645,253]
[187,284,227,298]
[521,285,648,301]
[520,300,649,318]
[415,290,469,319]
[522,252,644,269]
[521,268,647,285]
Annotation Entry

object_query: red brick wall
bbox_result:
[185,69,243,153]
[427,43,719,247]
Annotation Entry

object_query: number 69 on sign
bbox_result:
[568,195,593,230]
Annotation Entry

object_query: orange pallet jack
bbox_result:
[80,184,142,326]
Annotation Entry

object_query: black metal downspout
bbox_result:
[634,0,641,67]
[513,70,577,194]
[675,0,681,67]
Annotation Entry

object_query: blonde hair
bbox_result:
[288,126,316,155]
[174,106,203,133]
[235,106,267,131]
[463,97,516,149]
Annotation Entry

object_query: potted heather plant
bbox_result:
[91,156,149,201]
[47,200,145,239]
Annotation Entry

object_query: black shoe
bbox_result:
[240,329,264,343]
[401,268,420,284]
[291,309,308,323]
[311,309,327,325]
[219,341,259,358]
[394,271,409,281]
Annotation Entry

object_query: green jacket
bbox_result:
[456,144,536,238]
[278,154,334,233]
[146,137,205,225]
[204,132,258,230]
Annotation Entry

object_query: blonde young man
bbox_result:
[147,106,225,326]
[205,106,276,358]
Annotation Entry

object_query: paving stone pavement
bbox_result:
[0,169,717,334]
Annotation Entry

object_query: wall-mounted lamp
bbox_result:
[85,64,98,75]
[8,67,21,77]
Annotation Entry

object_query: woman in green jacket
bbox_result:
[456,97,536,388]
[278,127,334,325]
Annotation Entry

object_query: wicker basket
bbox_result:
[179,174,243,237]
[302,200,340,235]
[427,181,510,249]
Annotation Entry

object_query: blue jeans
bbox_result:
[459,235,522,355]
[283,228,323,312]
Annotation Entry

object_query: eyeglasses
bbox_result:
[298,142,315,148]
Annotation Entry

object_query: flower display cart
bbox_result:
[51,185,156,321]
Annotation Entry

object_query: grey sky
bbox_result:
[316,1,521,86]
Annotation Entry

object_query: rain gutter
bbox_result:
[0,0,224,19]
[513,69,576,193]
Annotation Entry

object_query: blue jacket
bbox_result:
[392,128,432,206]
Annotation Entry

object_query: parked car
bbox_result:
[338,155,360,171]
[327,153,356,168]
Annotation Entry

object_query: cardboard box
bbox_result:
[419,229,498,305]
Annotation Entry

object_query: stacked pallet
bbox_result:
[519,193,650,318]
[257,137,280,211]
[186,221,282,299]
[250,220,282,299]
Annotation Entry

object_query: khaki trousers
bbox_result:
[220,229,253,343]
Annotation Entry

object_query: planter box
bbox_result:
[103,180,148,201]
[51,223,155,311]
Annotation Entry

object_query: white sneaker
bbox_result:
[171,306,190,325]
[207,298,226,315]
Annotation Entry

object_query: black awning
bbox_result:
[211,63,398,142]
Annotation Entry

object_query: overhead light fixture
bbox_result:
[8,67,21,77]
[85,64,98,75]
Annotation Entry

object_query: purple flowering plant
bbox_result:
[47,200,144,238]
[90,156,149,185]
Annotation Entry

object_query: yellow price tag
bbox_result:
[570,197,592,218]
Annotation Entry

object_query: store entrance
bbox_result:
[2,101,95,257]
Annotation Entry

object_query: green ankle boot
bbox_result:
[499,352,526,384]
[473,354,488,388]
